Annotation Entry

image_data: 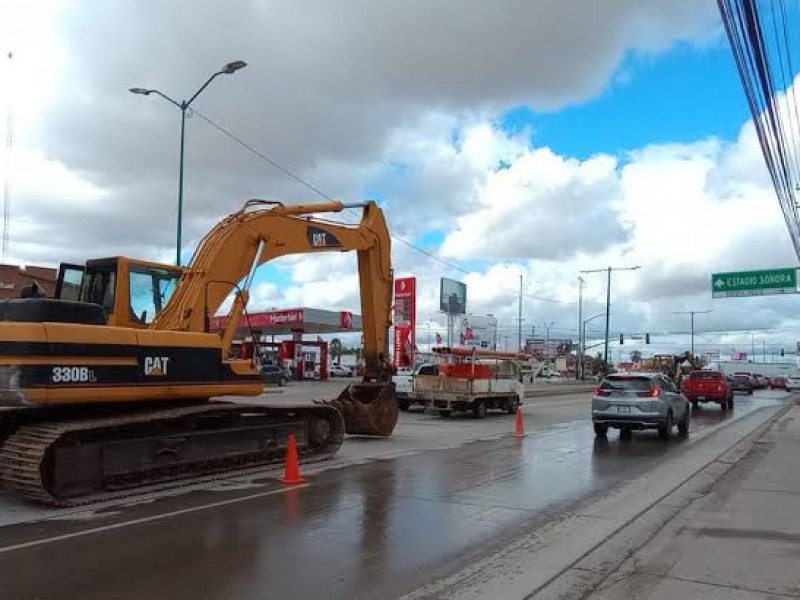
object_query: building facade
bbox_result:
[0,263,58,301]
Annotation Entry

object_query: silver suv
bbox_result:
[592,372,690,440]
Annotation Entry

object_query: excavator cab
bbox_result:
[54,257,183,329]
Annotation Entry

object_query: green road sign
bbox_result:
[711,267,798,298]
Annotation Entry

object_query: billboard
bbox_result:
[525,337,573,359]
[459,315,498,349]
[393,277,417,368]
[731,351,748,361]
[440,278,467,314]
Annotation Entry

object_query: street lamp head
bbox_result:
[222,60,247,74]
[129,87,152,95]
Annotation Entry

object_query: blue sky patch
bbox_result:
[499,42,751,159]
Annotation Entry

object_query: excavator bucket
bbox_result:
[323,381,398,437]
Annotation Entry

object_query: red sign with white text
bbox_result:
[393,277,416,368]
[340,311,354,329]
[210,309,304,330]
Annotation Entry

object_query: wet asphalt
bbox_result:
[0,390,788,600]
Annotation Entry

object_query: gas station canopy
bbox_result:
[210,307,362,336]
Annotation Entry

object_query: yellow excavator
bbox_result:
[0,199,396,505]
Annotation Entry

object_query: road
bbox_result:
[0,385,790,600]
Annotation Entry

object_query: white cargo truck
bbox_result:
[413,347,527,418]
[393,363,438,411]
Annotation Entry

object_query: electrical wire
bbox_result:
[717,0,800,258]
[191,108,575,306]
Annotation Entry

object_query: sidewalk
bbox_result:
[587,402,800,599]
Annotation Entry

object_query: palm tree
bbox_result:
[330,338,343,365]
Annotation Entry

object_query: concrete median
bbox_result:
[525,384,595,398]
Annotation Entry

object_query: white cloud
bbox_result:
[6,1,800,357]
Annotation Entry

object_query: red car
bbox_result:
[769,376,788,390]
[681,370,733,410]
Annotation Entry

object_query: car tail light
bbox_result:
[717,384,724,393]
[594,386,610,396]
[637,386,660,398]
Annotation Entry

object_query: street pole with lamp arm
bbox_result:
[672,309,712,358]
[582,312,606,377]
[129,60,247,266]
[580,265,641,371]
[577,276,584,380]
[543,320,554,370]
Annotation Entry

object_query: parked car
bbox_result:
[681,370,733,411]
[769,376,788,390]
[261,364,290,386]
[731,373,754,395]
[329,364,354,377]
[786,375,800,391]
[591,372,690,440]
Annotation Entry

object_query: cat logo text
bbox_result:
[144,356,170,377]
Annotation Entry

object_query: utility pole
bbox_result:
[577,277,584,380]
[763,340,766,364]
[751,333,755,362]
[544,321,554,369]
[673,309,712,357]
[580,265,641,370]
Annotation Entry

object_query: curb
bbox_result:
[527,394,799,599]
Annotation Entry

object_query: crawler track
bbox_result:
[0,402,344,506]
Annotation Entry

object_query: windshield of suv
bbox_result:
[600,377,652,391]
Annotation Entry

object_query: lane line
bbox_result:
[0,483,309,555]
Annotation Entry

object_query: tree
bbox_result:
[630,350,642,363]
[330,338,343,365]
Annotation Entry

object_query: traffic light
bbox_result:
[619,333,624,345]
[645,333,650,344]
[781,348,785,357]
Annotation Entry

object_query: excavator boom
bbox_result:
[154,199,393,379]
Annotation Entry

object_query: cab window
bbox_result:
[84,269,116,311]
[129,266,180,324]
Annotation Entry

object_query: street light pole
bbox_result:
[130,60,247,266]
[604,267,611,366]
[577,277,584,380]
[544,321,554,369]
[518,274,523,352]
[672,309,712,357]
[582,312,605,377]
[580,265,641,371]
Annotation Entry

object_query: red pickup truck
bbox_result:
[681,370,733,411]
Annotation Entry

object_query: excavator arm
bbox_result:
[152,199,393,379]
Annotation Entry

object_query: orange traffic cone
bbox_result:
[514,408,525,437]
[279,433,306,484]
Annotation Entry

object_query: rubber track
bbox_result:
[0,402,344,507]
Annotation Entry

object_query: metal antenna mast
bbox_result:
[2,51,13,259]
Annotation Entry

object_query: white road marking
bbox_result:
[0,483,309,555]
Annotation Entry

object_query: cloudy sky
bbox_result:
[2,0,800,362]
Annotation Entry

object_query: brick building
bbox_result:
[0,263,58,301]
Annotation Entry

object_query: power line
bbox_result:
[717,0,800,258]
[191,107,574,305]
